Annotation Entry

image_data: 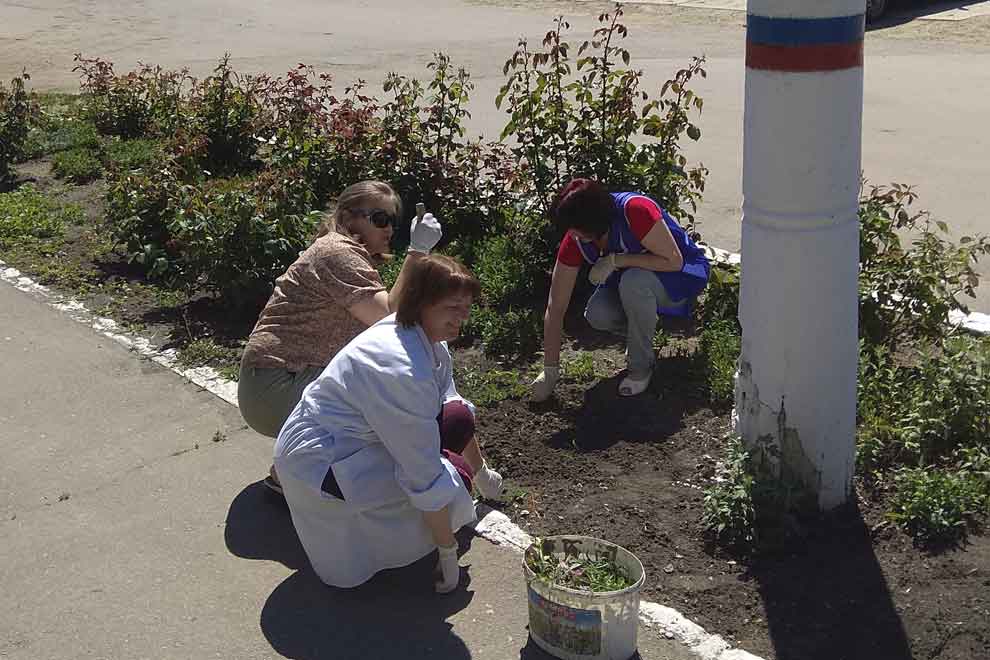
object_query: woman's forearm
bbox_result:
[423,506,456,548]
[543,310,564,366]
[615,251,683,273]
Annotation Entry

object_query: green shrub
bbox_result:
[497,7,707,225]
[473,234,538,307]
[859,183,990,349]
[697,263,739,330]
[104,162,185,278]
[889,467,989,546]
[52,147,103,183]
[1,73,36,184]
[467,305,542,358]
[186,55,266,175]
[858,335,990,477]
[698,319,740,408]
[702,436,757,549]
[104,138,162,172]
[167,170,319,305]
[0,184,81,248]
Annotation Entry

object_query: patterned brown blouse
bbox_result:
[241,232,385,372]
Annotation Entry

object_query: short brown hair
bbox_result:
[396,255,481,327]
[550,178,614,237]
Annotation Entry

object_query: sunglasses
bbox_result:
[351,208,397,229]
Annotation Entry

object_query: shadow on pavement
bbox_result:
[224,481,309,571]
[869,0,985,30]
[225,483,476,659]
[751,501,912,660]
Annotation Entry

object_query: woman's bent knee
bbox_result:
[439,400,475,454]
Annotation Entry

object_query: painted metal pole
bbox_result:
[735,1,865,510]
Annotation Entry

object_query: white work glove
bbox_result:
[435,543,460,594]
[531,365,560,402]
[408,212,442,254]
[589,253,617,286]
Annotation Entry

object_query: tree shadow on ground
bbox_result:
[868,0,984,31]
[224,482,476,660]
[746,500,912,660]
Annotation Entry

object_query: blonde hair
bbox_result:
[316,181,402,239]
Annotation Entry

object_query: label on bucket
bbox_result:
[527,586,602,656]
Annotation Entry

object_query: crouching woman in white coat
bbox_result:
[273,254,502,593]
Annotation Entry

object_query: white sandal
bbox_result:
[618,371,652,397]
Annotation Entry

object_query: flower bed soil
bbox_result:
[469,345,990,660]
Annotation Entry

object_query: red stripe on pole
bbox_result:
[746,42,863,72]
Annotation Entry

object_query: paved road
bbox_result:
[0,280,697,660]
[2,0,988,312]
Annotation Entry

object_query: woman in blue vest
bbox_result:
[532,178,710,399]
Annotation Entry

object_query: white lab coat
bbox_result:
[273,314,477,588]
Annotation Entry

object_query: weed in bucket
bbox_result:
[526,537,633,593]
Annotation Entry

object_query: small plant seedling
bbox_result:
[212,430,228,443]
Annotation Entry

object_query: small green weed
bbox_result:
[23,119,101,159]
[562,352,597,383]
[455,365,530,407]
[889,466,989,547]
[52,147,103,183]
[698,319,740,408]
[701,435,757,549]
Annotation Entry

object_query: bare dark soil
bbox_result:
[469,338,990,660]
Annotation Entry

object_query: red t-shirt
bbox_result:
[555,196,661,266]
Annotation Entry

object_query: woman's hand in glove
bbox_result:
[589,253,617,285]
[435,543,461,594]
[531,365,560,402]
[409,213,443,254]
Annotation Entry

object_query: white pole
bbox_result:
[735,0,865,510]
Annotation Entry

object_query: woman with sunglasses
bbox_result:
[238,180,501,499]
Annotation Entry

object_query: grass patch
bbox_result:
[103,138,162,172]
[0,184,82,248]
[455,365,530,407]
[175,337,242,381]
[52,147,103,183]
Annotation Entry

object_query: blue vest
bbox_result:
[575,192,710,317]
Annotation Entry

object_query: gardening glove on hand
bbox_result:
[588,253,617,286]
[531,365,560,402]
[409,212,442,254]
[475,462,504,500]
[435,543,461,594]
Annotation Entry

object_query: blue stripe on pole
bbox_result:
[747,14,865,47]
